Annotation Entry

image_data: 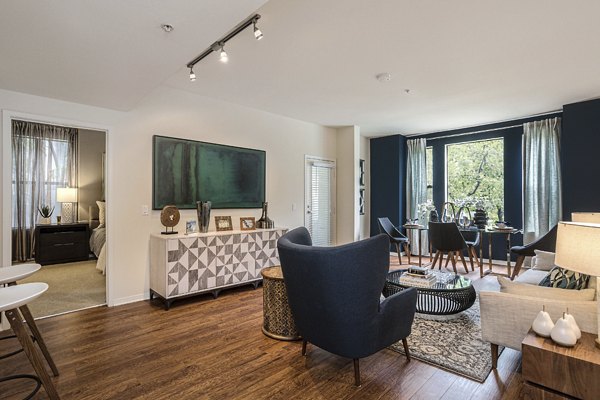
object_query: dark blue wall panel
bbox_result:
[369,135,406,237]
[561,98,600,219]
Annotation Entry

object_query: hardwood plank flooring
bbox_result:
[0,256,525,399]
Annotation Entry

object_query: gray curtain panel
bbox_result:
[406,138,428,255]
[523,117,562,244]
[12,120,78,261]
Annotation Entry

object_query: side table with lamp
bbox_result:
[521,220,600,399]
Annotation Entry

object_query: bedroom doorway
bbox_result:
[9,119,107,318]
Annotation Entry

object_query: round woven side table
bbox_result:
[261,266,301,341]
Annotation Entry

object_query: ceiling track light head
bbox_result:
[189,66,196,82]
[219,43,228,63]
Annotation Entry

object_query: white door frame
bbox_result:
[2,110,114,306]
[304,155,336,245]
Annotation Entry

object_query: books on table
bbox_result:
[398,270,437,288]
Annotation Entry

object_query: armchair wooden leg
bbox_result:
[470,246,481,271]
[449,252,458,274]
[444,252,452,270]
[431,251,440,269]
[301,339,307,356]
[467,247,474,271]
[458,251,469,274]
[491,343,499,369]
[353,358,361,387]
[402,338,411,362]
[395,243,402,265]
[403,243,411,265]
[511,255,525,280]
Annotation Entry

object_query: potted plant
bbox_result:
[38,204,54,224]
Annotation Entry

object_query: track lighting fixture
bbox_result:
[219,44,228,63]
[186,13,262,78]
[253,20,263,40]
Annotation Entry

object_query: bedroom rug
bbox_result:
[389,297,502,382]
[18,260,106,318]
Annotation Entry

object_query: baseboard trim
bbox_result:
[111,293,147,307]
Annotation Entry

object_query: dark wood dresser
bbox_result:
[34,223,90,265]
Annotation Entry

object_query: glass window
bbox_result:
[426,146,433,201]
[445,138,504,217]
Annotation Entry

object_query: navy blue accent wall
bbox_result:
[561,98,600,219]
[370,135,406,237]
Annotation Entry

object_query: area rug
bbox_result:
[390,297,502,382]
[18,260,106,318]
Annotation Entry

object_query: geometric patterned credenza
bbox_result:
[149,228,287,310]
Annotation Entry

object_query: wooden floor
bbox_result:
[1,256,526,399]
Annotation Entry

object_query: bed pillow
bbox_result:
[97,201,106,226]
[538,266,590,290]
[532,250,555,271]
[498,276,595,301]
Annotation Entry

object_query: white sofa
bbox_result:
[480,267,597,366]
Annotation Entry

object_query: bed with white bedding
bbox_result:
[89,201,107,274]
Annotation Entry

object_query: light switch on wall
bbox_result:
[142,205,149,216]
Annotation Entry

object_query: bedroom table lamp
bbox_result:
[554,221,600,349]
[56,187,77,224]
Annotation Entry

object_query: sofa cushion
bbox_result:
[515,269,548,285]
[498,276,596,301]
[532,250,556,271]
[539,266,590,289]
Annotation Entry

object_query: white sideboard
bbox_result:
[149,228,287,309]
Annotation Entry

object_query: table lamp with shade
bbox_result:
[56,187,77,224]
[554,221,600,349]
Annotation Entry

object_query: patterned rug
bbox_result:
[390,297,501,382]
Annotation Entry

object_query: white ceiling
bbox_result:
[2,1,600,136]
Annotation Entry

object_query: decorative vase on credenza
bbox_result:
[196,201,211,233]
[256,202,274,229]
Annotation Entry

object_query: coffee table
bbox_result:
[384,269,476,315]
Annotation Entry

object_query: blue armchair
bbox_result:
[277,227,417,386]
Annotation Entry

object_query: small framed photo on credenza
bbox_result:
[215,216,233,231]
[185,220,197,235]
[240,217,256,231]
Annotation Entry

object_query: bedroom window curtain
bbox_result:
[12,120,78,262]
[523,117,562,244]
[406,138,428,255]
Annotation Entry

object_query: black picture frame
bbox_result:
[359,159,365,187]
[152,135,266,210]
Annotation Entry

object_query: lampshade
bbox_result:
[56,187,77,203]
[572,212,600,224]
[555,222,600,276]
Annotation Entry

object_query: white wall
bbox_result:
[1,86,337,306]
[78,129,106,221]
[335,126,360,244]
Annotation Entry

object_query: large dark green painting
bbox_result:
[153,135,265,209]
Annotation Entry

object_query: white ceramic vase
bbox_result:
[564,310,582,340]
[550,314,577,347]
[38,217,51,225]
[531,306,554,337]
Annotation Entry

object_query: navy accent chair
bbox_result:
[377,217,411,264]
[429,222,480,274]
[277,227,417,386]
[510,224,557,280]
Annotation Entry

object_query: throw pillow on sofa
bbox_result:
[498,276,596,301]
[532,250,556,271]
[538,266,590,290]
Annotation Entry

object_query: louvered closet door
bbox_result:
[305,157,336,246]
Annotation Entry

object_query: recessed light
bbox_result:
[404,89,411,94]
[376,73,392,82]
[161,24,174,33]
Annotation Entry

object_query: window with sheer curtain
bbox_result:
[12,120,78,261]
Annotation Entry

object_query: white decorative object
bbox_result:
[57,187,78,223]
[532,305,554,337]
[550,313,577,347]
[564,308,582,340]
